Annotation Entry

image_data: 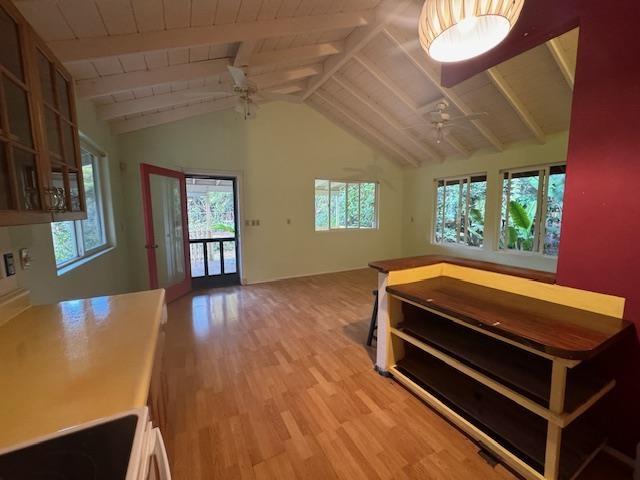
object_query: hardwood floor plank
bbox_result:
[161,268,624,479]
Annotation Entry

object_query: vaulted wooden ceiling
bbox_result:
[14,0,578,166]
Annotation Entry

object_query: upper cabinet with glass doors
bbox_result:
[0,0,84,226]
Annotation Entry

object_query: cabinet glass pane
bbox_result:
[45,108,61,156]
[0,6,23,81]
[61,121,76,166]
[4,78,32,147]
[55,71,72,119]
[37,50,55,106]
[0,143,11,209]
[13,147,39,210]
[50,167,65,211]
[68,171,81,211]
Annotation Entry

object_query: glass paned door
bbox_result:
[141,163,191,302]
[186,176,240,288]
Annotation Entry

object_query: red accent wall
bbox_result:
[556,0,640,455]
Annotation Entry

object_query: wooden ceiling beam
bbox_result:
[314,90,420,167]
[49,11,372,63]
[76,58,231,99]
[76,43,332,99]
[546,39,575,90]
[98,67,319,120]
[111,96,241,135]
[302,0,412,101]
[251,64,322,90]
[250,42,344,68]
[383,26,504,152]
[353,54,469,157]
[267,82,306,95]
[486,68,546,144]
[332,74,441,162]
[233,41,257,68]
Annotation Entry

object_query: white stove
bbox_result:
[0,407,171,480]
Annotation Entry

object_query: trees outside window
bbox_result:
[51,144,110,268]
[500,164,565,256]
[315,179,378,231]
[434,175,487,247]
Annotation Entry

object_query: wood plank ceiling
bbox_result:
[14,0,578,166]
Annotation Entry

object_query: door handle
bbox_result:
[145,244,159,249]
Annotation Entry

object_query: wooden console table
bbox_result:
[369,256,632,480]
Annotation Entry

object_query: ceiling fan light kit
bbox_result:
[419,0,525,63]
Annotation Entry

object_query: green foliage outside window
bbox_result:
[435,175,487,247]
[187,189,235,239]
[315,179,377,230]
[500,166,565,255]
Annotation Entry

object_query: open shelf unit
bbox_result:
[382,276,631,480]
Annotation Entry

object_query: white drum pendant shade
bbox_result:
[419,0,525,63]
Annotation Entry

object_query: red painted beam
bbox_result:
[440,0,579,87]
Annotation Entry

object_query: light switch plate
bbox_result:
[3,252,16,277]
[19,248,31,269]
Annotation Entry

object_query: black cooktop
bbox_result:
[0,414,138,480]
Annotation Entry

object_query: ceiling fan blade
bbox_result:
[259,91,303,103]
[449,112,488,122]
[227,65,248,88]
[180,90,233,98]
[399,122,430,130]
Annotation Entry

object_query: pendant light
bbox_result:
[419,0,525,63]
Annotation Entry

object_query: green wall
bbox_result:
[118,101,405,289]
[402,132,569,272]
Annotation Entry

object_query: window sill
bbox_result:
[496,248,559,260]
[431,242,484,251]
[315,227,379,232]
[56,246,115,276]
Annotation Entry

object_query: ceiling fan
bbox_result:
[183,65,302,120]
[404,100,487,144]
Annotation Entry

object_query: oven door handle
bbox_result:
[148,428,171,480]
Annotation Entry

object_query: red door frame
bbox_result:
[140,163,191,302]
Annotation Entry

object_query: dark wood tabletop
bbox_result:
[386,276,632,360]
[369,255,556,284]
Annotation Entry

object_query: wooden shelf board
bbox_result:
[387,276,631,360]
[396,304,612,414]
[394,345,605,480]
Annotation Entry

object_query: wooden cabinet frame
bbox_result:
[0,0,85,226]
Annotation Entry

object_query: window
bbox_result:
[315,179,378,230]
[51,144,111,269]
[434,174,487,247]
[499,164,565,256]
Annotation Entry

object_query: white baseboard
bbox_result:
[243,265,370,285]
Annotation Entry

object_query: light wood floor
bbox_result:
[162,269,631,480]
